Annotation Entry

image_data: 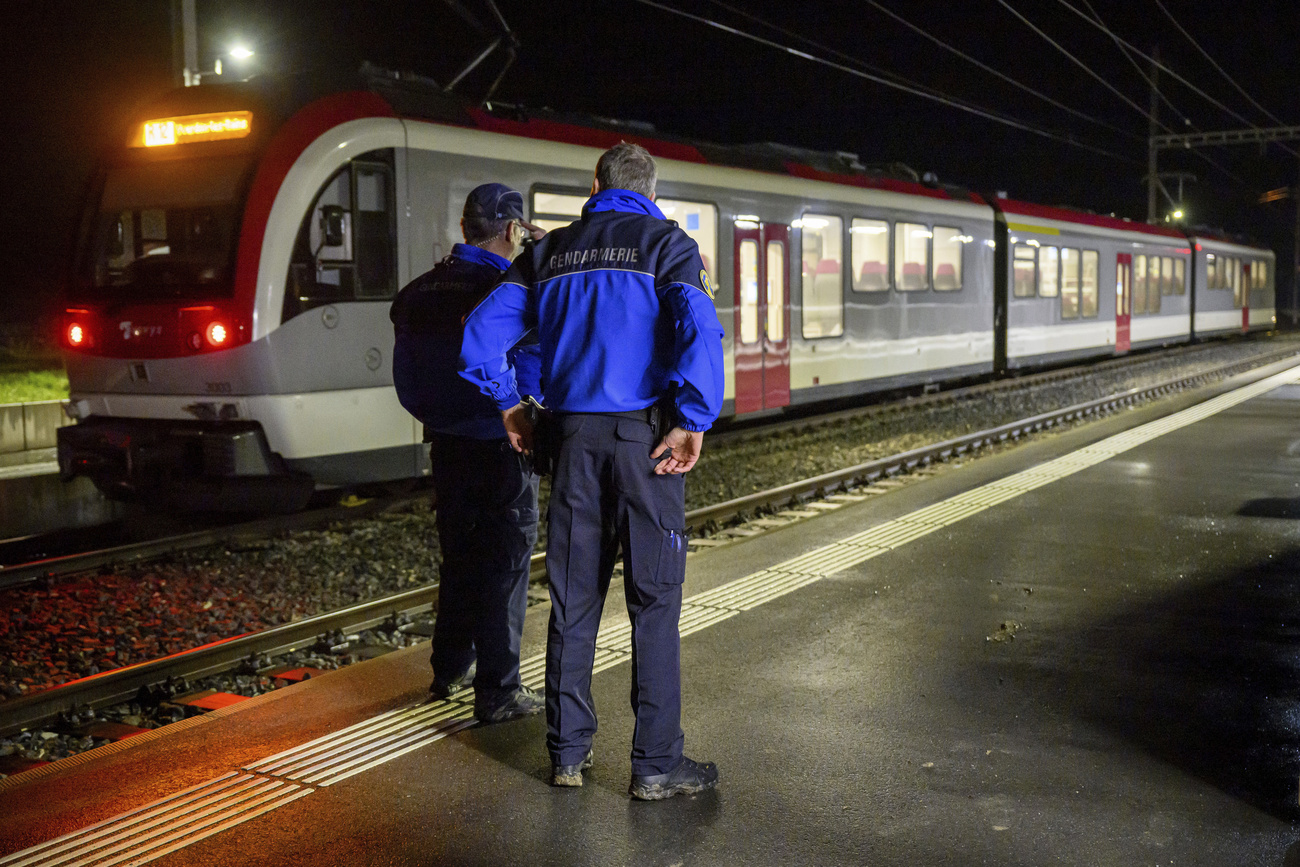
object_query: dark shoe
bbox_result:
[428,661,476,700]
[474,686,544,723]
[551,750,594,787]
[629,757,719,801]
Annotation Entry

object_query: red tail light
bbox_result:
[206,322,229,346]
[67,323,85,346]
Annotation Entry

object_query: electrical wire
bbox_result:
[1074,0,1247,186]
[1152,0,1285,126]
[854,0,1138,141]
[992,0,1170,131]
[632,0,1137,163]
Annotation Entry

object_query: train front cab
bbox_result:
[996,200,1191,370]
[1189,236,1275,339]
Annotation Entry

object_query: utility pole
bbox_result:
[178,0,199,86]
[1146,46,1160,223]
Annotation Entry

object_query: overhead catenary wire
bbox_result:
[1053,0,1300,160]
[1073,0,1247,186]
[632,0,1137,163]
[855,0,1139,142]
[992,0,1172,131]
[1151,0,1285,126]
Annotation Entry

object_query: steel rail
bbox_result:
[3,344,1295,738]
[0,584,439,737]
[0,492,430,591]
[682,346,1300,532]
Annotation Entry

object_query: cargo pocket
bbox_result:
[654,523,687,586]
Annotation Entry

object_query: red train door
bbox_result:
[733,221,791,414]
[1115,253,1132,353]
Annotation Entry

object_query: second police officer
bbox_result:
[390,183,546,724]
[460,143,726,799]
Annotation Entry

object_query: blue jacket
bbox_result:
[459,189,725,432]
[390,243,541,440]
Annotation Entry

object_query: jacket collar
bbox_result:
[581,188,665,221]
[451,242,512,272]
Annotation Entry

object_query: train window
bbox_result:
[1174,257,1186,295]
[1205,254,1220,289]
[1158,257,1170,296]
[739,239,760,344]
[1154,256,1164,313]
[90,155,249,298]
[1132,255,1147,314]
[1231,258,1245,307]
[895,223,930,291]
[766,241,785,341]
[1013,246,1036,298]
[659,199,718,290]
[850,218,889,292]
[284,151,397,320]
[1080,250,1099,317]
[800,214,844,338]
[1060,248,1080,319]
[1038,246,1059,298]
[1256,259,1267,291]
[932,227,964,291]
[530,191,586,233]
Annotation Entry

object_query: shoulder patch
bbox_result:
[698,269,715,300]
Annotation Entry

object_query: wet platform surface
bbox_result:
[6,360,1300,866]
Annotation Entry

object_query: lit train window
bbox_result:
[739,239,759,344]
[932,227,964,291]
[1231,258,1245,307]
[1148,256,1161,313]
[658,199,718,290]
[800,214,844,338]
[850,218,889,292]
[1173,258,1186,295]
[1160,257,1173,296]
[1255,260,1267,291]
[1080,250,1099,317]
[284,150,396,320]
[530,191,586,233]
[1206,253,1220,290]
[1132,255,1147,314]
[1012,246,1036,298]
[894,223,930,291]
[1060,248,1080,319]
[1038,246,1059,298]
[766,241,785,341]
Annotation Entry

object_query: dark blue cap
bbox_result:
[463,183,525,221]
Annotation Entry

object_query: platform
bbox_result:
[6,359,1300,865]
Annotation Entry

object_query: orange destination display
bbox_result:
[131,111,253,148]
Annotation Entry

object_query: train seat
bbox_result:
[856,260,887,291]
[901,261,926,290]
[934,263,958,290]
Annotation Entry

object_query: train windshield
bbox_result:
[88,155,249,298]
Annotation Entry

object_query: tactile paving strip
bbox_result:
[7,363,1297,865]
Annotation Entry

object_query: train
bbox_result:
[56,69,1276,511]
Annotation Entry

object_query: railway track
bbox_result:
[2,342,1296,743]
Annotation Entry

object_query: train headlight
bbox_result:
[67,324,85,347]
[206,322,229,347]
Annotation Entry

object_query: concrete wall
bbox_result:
[0,400,70,455]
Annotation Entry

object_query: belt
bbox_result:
[557,408,654,423]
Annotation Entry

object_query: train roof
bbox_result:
[997,198,1186,241]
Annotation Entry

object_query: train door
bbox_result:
[733,222,791,413]
[1240,261,1250,332]
[1115,253,1131,353]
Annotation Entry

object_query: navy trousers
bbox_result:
[428,433,539,703]
[545,413,688,776]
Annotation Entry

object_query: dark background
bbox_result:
[3,0,1297,331]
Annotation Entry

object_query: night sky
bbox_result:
[4,0,1297,327]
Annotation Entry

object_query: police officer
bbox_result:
[460,144,725,798]
[390,183,545,724]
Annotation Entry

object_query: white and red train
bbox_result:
[57,73,1276,509]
